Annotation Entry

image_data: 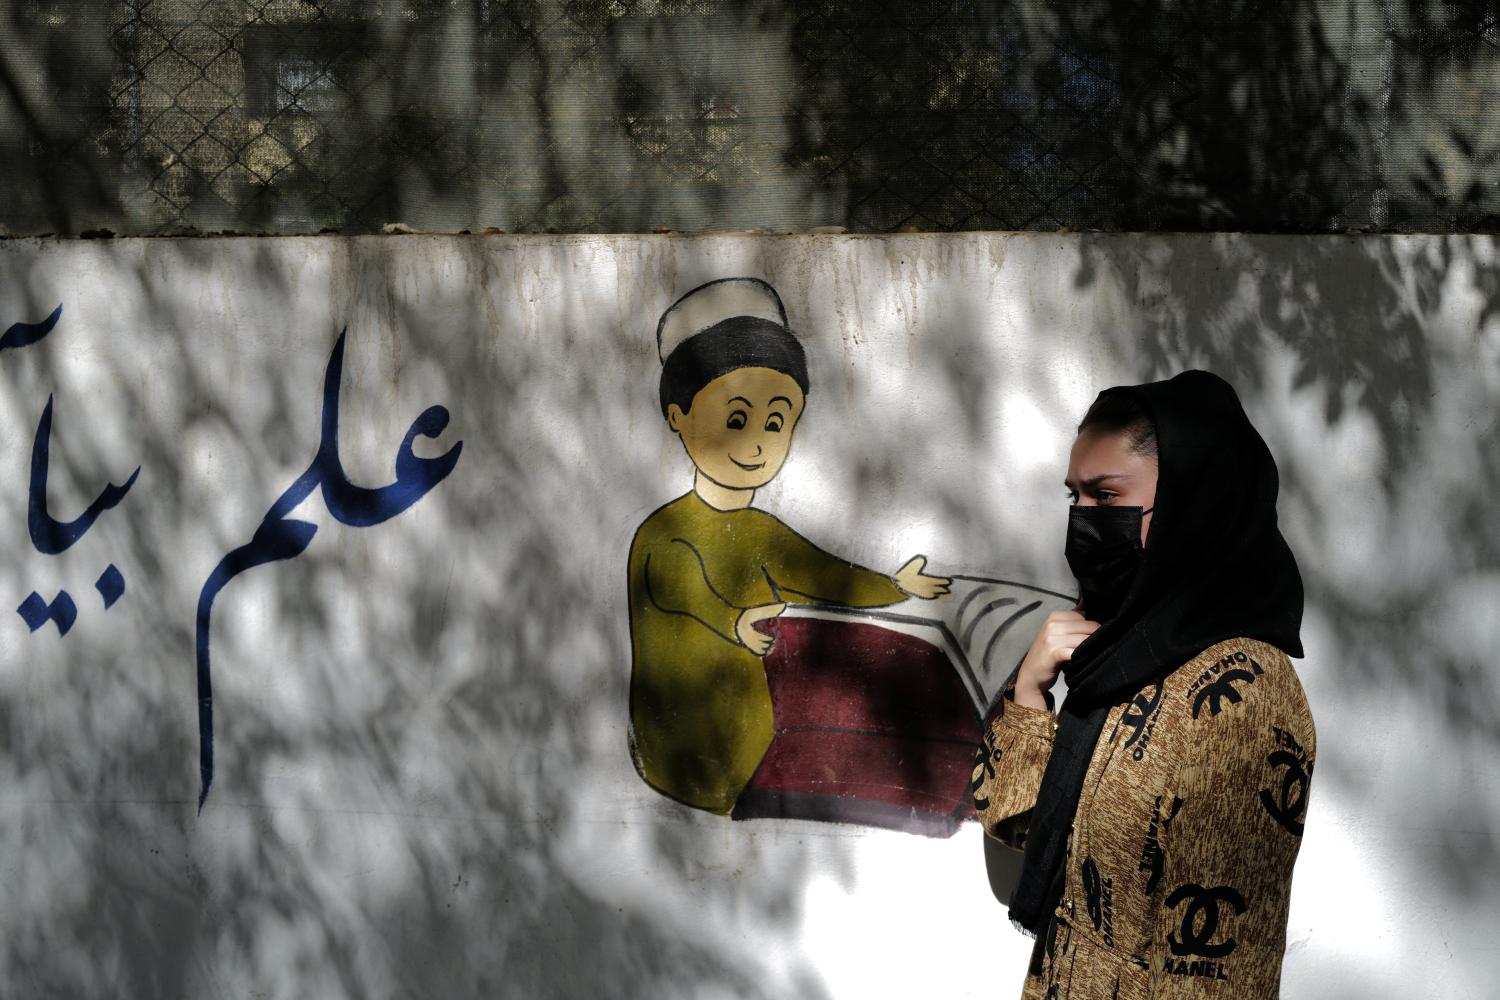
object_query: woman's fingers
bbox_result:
[1045,621,1099,661]
[1048,617,1100,638]
[1017,610,1105,702]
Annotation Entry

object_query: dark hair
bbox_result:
[658,315,810,417]
[1078,389,1157,456]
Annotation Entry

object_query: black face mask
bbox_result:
[1065,505,1152,622]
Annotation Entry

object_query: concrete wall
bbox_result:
[0,233,1494,997]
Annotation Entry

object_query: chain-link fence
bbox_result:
[3,1,1499,235]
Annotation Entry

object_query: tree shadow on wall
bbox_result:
[0,241,841,999]
[1068,231,1500,939]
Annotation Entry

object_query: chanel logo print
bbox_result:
[1259,726,1312,835]
[1166,883,1247,958]
[970,735,1001,810]
[1116,682,1164,761]
[1083,856,1102,929]
[1081,856,1114,946]
[1188,651,1265,719]
[1139,794,1184,895]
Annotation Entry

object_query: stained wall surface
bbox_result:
[0,233,1494,998]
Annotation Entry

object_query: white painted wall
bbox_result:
[0,234,1493,998]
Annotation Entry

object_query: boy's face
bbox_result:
[668,367,806,491]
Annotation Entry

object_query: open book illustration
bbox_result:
[734,575,1075,837]
[779,574,1076,713]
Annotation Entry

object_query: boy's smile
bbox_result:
[667,366,806,492]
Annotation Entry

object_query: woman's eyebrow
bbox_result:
[1065,474,1130,490]
[768,395,792,408]
[727,395,754,407]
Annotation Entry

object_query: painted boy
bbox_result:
[627,278,950,814]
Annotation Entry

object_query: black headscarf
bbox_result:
[1007,369,1304,935]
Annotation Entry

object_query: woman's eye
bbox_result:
[1097,491,1118,503]
[726,410,747,430]
[764,414,784,432]
[1066,491,1079,505]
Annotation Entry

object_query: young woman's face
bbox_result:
[1066,427,1159,546]
[668,367,806,491]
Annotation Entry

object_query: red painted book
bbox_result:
[732,577,1072,836]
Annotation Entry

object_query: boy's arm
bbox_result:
[642,537,744,644]
[760,515,906,607]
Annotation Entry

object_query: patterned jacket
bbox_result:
[973,638,1315,999]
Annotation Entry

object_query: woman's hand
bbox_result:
[893,555,952,599]
[1013,610,1100,710]
[735,602,786,655]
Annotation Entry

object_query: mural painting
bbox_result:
[8,304,134,639]
[193,329,462,807]
[0,236,1492,998]
[3,302,462,809]
[627,278,1072,835]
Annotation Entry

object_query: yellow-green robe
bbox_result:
[627,490,905,813]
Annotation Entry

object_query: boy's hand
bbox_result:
[1013,610,1100,710]
[736,603,786,655]
[894,555,952,599]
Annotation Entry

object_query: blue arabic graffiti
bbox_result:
[29,394,142,554]
[0,303,62,352]
[9,303,138,635]
[96,563,125,608]
[6,302,461,808]
[194,328,462,809]
[16,590,78,635]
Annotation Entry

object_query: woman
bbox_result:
[628,277,949,815]
[973,370,1314,999]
